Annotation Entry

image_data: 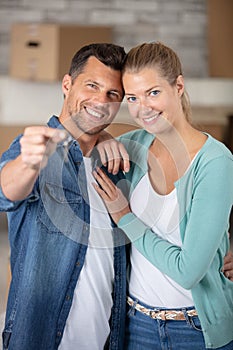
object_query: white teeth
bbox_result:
[144,113,160,122]
[86,107,103,118]
[145,116,156,122]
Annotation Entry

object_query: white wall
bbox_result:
[0,0,208,78]
[0,76,232,126]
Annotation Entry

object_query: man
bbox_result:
[1,42,233,350]
[0,43,128,350]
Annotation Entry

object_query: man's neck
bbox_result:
[59,116,100,156]
[78,134,99,157]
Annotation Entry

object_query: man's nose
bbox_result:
[94,92,109,105]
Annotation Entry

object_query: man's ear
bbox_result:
[62,74,72,97]
[176,75,185,97]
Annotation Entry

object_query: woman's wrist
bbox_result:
[113,207,131,225]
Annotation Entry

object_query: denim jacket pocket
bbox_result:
[37,182,83,236]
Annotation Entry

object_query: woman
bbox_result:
[93,42,233,349]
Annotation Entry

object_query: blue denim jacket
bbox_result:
[0,116,128,350]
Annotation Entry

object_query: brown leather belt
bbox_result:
[127,296,198,321]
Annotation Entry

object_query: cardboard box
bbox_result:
[0,125,25,156]
[207,0,233,78]
[10,23,112,82]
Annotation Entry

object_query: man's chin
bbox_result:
[82,123,110,136]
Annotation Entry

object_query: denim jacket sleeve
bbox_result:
[0,135,40,212]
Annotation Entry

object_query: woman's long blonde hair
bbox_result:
[123,42,192,122]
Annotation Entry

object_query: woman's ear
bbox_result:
[62,74,72,97]
[176,75,185,97]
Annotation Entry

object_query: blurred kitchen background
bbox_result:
[0,0,233,318]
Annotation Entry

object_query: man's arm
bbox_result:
[1,155,39,201]
[0,126,67,202]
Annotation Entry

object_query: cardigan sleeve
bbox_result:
[118,155,233,289]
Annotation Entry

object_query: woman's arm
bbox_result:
[93,156,233,289]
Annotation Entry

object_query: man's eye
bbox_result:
[109,91,120,99]
[87,83,97,89]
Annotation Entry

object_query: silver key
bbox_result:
[62,134,73,163]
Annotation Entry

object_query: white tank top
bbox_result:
[129,172,194,308]
[59,157,114,350]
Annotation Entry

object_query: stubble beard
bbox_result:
[72,114,111,135]
[71,108,113,136]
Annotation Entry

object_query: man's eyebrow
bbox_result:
[84,79,101,85]
[84,79,123,96]
[110,88,122,94]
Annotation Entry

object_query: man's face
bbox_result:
[63,56,124,135]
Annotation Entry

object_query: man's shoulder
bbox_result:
[47,115,61,128]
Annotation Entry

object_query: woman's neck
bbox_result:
[148,123,207,193]
[152,122,207,160]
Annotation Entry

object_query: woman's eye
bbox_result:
[150,90,159,96]
[127,96,137,103]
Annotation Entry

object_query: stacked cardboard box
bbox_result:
[10,23,112,82]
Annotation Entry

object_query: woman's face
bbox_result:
[122,67,184,135]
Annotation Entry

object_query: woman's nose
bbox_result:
[139,99,153,116]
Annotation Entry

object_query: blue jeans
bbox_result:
[124,296,233,350]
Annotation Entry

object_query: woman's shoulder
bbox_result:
[193,134,233,179]
[200,134,233,161]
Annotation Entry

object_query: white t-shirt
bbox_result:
[129,172,194,308]
[59,157,114,350]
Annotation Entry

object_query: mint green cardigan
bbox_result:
[118,130,233,349]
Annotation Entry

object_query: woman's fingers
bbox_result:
[118,142,130,173]
[223,250,233,281]
[93,167,116,198]
[92,166,131,223]
[96,139,130,174]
